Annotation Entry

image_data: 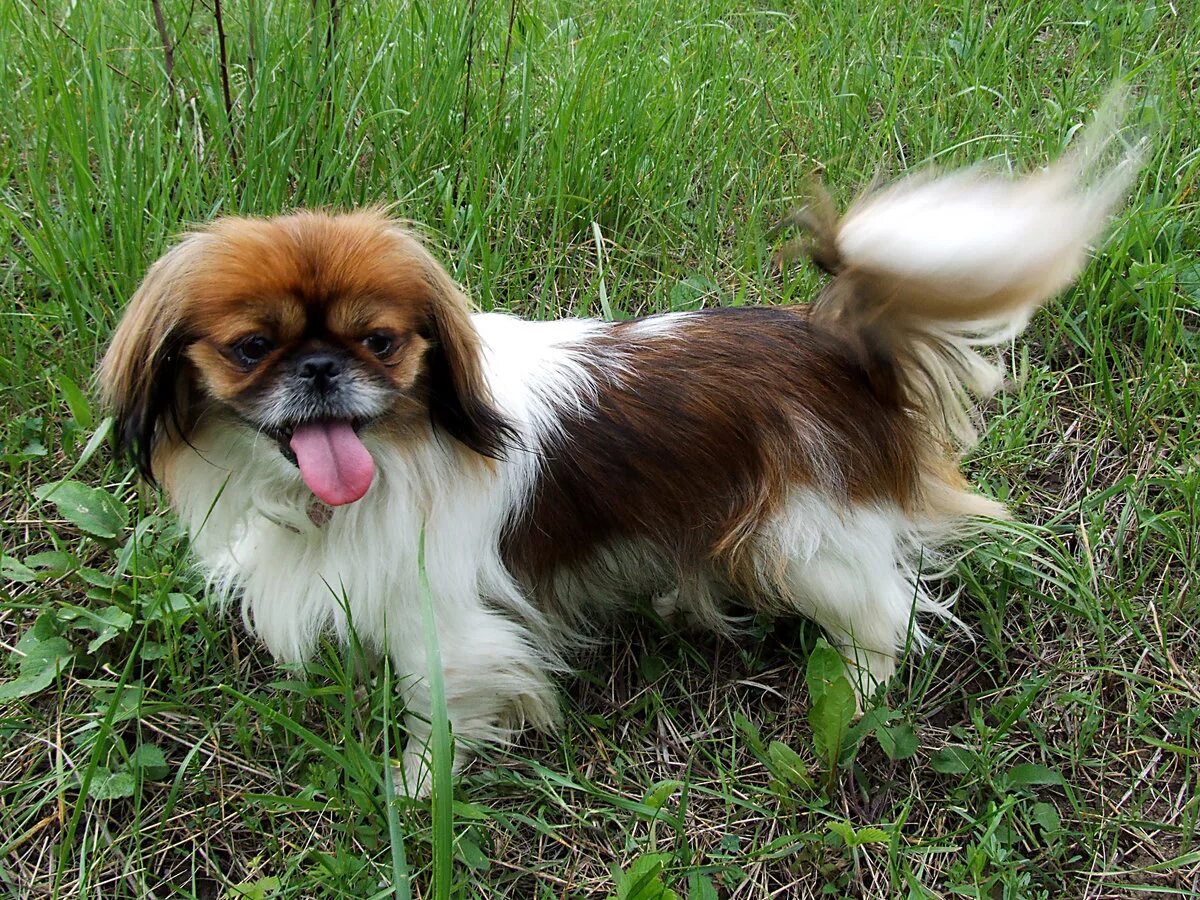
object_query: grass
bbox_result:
[1,0,1197,896]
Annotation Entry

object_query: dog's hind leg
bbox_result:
[755,490,937,705]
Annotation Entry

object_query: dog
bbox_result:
[99,99,1139,795]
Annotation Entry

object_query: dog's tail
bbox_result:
[788,92,1143,451]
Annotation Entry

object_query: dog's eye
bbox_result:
[232,335,275,366]
[361,331,395,358]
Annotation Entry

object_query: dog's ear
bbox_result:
[415,247,514,458]
[98,236,202,483]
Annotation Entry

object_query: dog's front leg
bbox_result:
[389,603,561,798]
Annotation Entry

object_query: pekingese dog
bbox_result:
[100,101,1138,795]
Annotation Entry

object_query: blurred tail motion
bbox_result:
[782,91,1145,450]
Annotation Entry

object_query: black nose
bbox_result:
[296,353,343,387]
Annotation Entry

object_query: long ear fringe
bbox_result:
[396,229,517,459]
[424,305,517,459]
[98,235,203,482]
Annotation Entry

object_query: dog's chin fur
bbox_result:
[100,99,1140,795]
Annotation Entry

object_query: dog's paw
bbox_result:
[392,740,468,800]
[392,746,434,799]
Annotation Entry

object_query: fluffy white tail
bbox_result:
[795,92,1144,449]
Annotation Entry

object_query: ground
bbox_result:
[1,1,1197,897]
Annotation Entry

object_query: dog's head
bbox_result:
[100,210,509,505]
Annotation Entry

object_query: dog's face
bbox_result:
[101,210,509,505]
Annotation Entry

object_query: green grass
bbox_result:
[1,0,1198,896]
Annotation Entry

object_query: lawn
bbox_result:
[1,0,1198,897]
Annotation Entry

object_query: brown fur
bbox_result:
[501,307,928,601]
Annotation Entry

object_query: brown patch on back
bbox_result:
[502,307,926,594]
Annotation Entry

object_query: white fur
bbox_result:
[253,371,394,432]
[626,311,698,338]
[837,104,1141,321]
[752,490,962,697]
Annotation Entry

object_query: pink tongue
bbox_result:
[289,421,375,506]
